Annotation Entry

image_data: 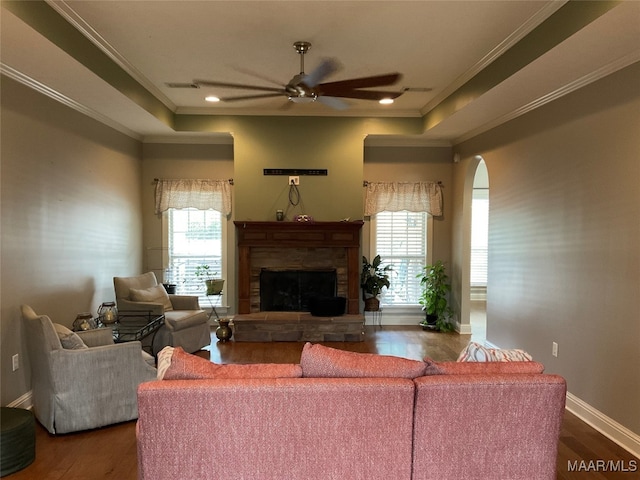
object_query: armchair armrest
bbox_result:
[52,342,156,391]
[117,298,164,316]
[76,328,114,347]
[169,295,201,310]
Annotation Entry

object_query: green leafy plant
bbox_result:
[360,255,392,297]
[194,264,216,280]
[195,264,224,295]
[417,260,454,332]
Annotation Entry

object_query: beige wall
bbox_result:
[141,142,235,308]
[453,62,640,434]
[1,78,143,405]
[363,145,453,265]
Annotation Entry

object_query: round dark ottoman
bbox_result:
[0,407,35,477]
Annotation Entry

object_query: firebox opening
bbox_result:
[260,269,337,312]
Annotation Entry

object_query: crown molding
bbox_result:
[46,0,176,112]
[143,134,234,145]
[420,1,567,116]
[454,51,640,145]
[1,63,142,141]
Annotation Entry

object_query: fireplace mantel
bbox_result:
[234,221,364,314]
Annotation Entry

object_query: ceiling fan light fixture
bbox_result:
[379,98,394,105]
[205,95,221,102]
[289,94,317,104]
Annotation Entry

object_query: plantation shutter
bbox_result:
[375,211,427,305]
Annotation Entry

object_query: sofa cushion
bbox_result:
[161,347,303,380]
[163,310,207,331]
[300,342,428,379]
[423,359,545,375]
[53,323,88,350]
[457,341,533,362]
[129,285,173,311]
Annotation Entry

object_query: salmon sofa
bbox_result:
[136,344,566,480]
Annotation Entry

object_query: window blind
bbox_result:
[374,211,427,305]
[165,208,223,302]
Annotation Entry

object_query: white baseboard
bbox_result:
[566,392,640,459]
[8,391,32,410]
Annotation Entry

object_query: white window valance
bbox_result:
[364,181,443,217]
[154,179,232,215]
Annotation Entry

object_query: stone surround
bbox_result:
[235,221,364,314]
[232,312,365,342]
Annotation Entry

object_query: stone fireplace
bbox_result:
[234,221,364,314]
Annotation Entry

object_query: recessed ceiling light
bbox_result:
[379,98,394,105]
[205,96,220,103]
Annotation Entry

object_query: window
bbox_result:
[372,211,429,306]
[164,208,224,303]
[471,189,488,287]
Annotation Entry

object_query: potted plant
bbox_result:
[195,264,224,295]
[417,260,454,331]
[360,255,392,311]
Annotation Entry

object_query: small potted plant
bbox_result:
[360,255,392,311]
[417,260,454,332]
[195,264,224,295]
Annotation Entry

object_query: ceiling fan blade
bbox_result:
[316,96,349,110]
[318,89,404,101]
[318,73,402,91]
[194,80,284,93]
[221,93,285,102]
[230,65,285,88]
[301,58,341,88]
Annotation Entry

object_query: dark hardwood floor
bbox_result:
[8,326,638,479]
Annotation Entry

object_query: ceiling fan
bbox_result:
[168,41,404,110]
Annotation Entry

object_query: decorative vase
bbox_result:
[216,318,232,342]
[205,279,224,295]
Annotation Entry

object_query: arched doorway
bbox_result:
[470,159,488,340]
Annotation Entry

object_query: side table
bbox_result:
[365,308,383,329]
[105,311,165,355]
[206,293,223,320]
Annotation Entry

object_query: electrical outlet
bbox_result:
[552,342,558,358]
[12,354,19,371]
[288,176,299,185]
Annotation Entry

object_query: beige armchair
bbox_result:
[113,272,211,355]
[20,305,157,434]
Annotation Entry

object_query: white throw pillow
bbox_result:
[156,346,175,379]
[129,284,173,311]
[457,341,532,362]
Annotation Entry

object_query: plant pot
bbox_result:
[205,279,224,295]
[421,314,439,331]
[364,296,380,312]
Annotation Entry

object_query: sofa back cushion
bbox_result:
[412,373,566,480]
[161,346,302,380]
[300,342,428,379]
[137,376,415,480]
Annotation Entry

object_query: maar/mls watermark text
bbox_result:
[567,459,637,473]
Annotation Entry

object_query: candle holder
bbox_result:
[97,302,118,324]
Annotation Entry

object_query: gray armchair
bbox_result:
[20,305,157,434]
[113,272,210,355]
